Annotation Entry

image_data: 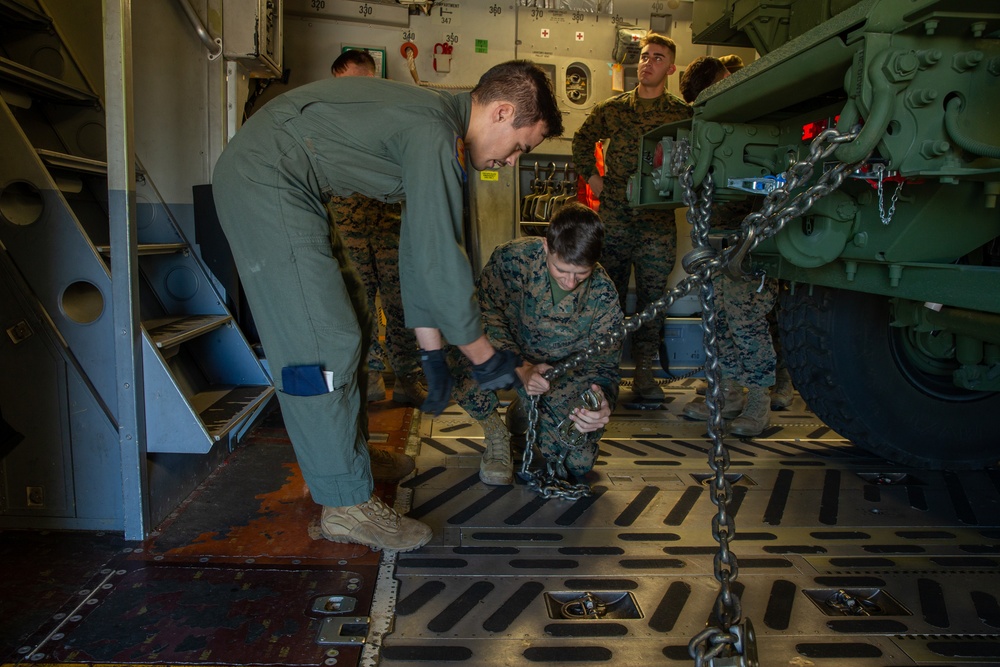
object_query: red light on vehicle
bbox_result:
[801,115,841,141]
[801,119,827,141]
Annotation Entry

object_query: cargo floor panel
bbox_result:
[381,386,1000,666]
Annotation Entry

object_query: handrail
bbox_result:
[174,0,222,60]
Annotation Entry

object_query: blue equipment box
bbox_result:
[661,317,705,374]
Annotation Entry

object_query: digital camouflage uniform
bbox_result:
[572,88,692,360]
[451,238,624,475]
[712,200,777,389]
[326,195,420,379]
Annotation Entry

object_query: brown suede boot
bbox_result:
[633,352,665,401]
[321,495,431,552]
[367,370,386,402]
[682,379,745,420]
[367,446,415,482]
[479,410,512,485]
[770,367,794,409]
[730,387,771,437]
[392,373,428,407]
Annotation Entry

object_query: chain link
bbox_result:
[513,126,866,665]
[518,393,593,499]
[825,589,883,616]
[874,163,904,225]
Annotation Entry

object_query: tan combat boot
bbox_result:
[367,369,387,402]
[392,373,428,407]
[633,352,665,401]
[367,446,415,482]
[729,387,771,437]
[682,379,745,420]
[479,410,513,485]
[320,495,432,551]
[770,367,794,409]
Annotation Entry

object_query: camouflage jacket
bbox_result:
[478,238,625,405]
[572,87,691,215]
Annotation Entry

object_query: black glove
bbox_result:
[419,349,454,416]
[472,349,523,391]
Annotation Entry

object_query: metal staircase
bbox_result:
[0,0,273,532]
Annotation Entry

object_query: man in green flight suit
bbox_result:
[450,202,624,484]
[571,33,692,402]
[212,61,563,552]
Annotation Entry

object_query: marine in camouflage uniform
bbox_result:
[326,194,423,396]
[572,38,692,398]
[683,198,777,435]
[451,237,624,476]
[715,275,777,389]
[713,200,777,391]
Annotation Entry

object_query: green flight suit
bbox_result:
[213,77,483,508]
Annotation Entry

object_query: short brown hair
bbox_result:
[680,56,728,103]
[331,50,376,76]
[546,202,604,267]
[719,54,745,74]
[641,33,677,59]
[472,60,564,138]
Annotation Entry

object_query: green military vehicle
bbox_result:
[633,0,1000,470]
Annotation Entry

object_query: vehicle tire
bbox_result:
[778,285,1000,469]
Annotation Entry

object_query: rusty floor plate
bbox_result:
[2,397,415,667]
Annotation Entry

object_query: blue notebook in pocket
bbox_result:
[281,365,329,396]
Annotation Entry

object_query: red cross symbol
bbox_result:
[576,32,584,40]
[541,29,549,37]
[631,34,641,41]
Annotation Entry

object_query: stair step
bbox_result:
[193,385,275,442]
[145,314,233,349]
[38,149,108,175]
[95,242,188,256]
[0,56,98,105]
[38,148,147,178]
[0,0,51,27]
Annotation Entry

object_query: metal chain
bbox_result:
[874,163,903,225]
[511,130,871,666]
[683,127,866,667]
[517,126,866,665]
[518,127,863,502]
[518,394,593,499]
[825,589,883,616]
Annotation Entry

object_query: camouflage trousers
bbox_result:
[599,209,677,360]
[767,281,787,374]
[715,274,777,389]
[452,366,603,476]
[327,195,420,378]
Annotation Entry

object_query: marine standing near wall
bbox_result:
[212,61,563,552]
[327,50,427,406]
[571,33,692,402]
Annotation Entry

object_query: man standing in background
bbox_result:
[572,33,691,402]
[328,50,427,407]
